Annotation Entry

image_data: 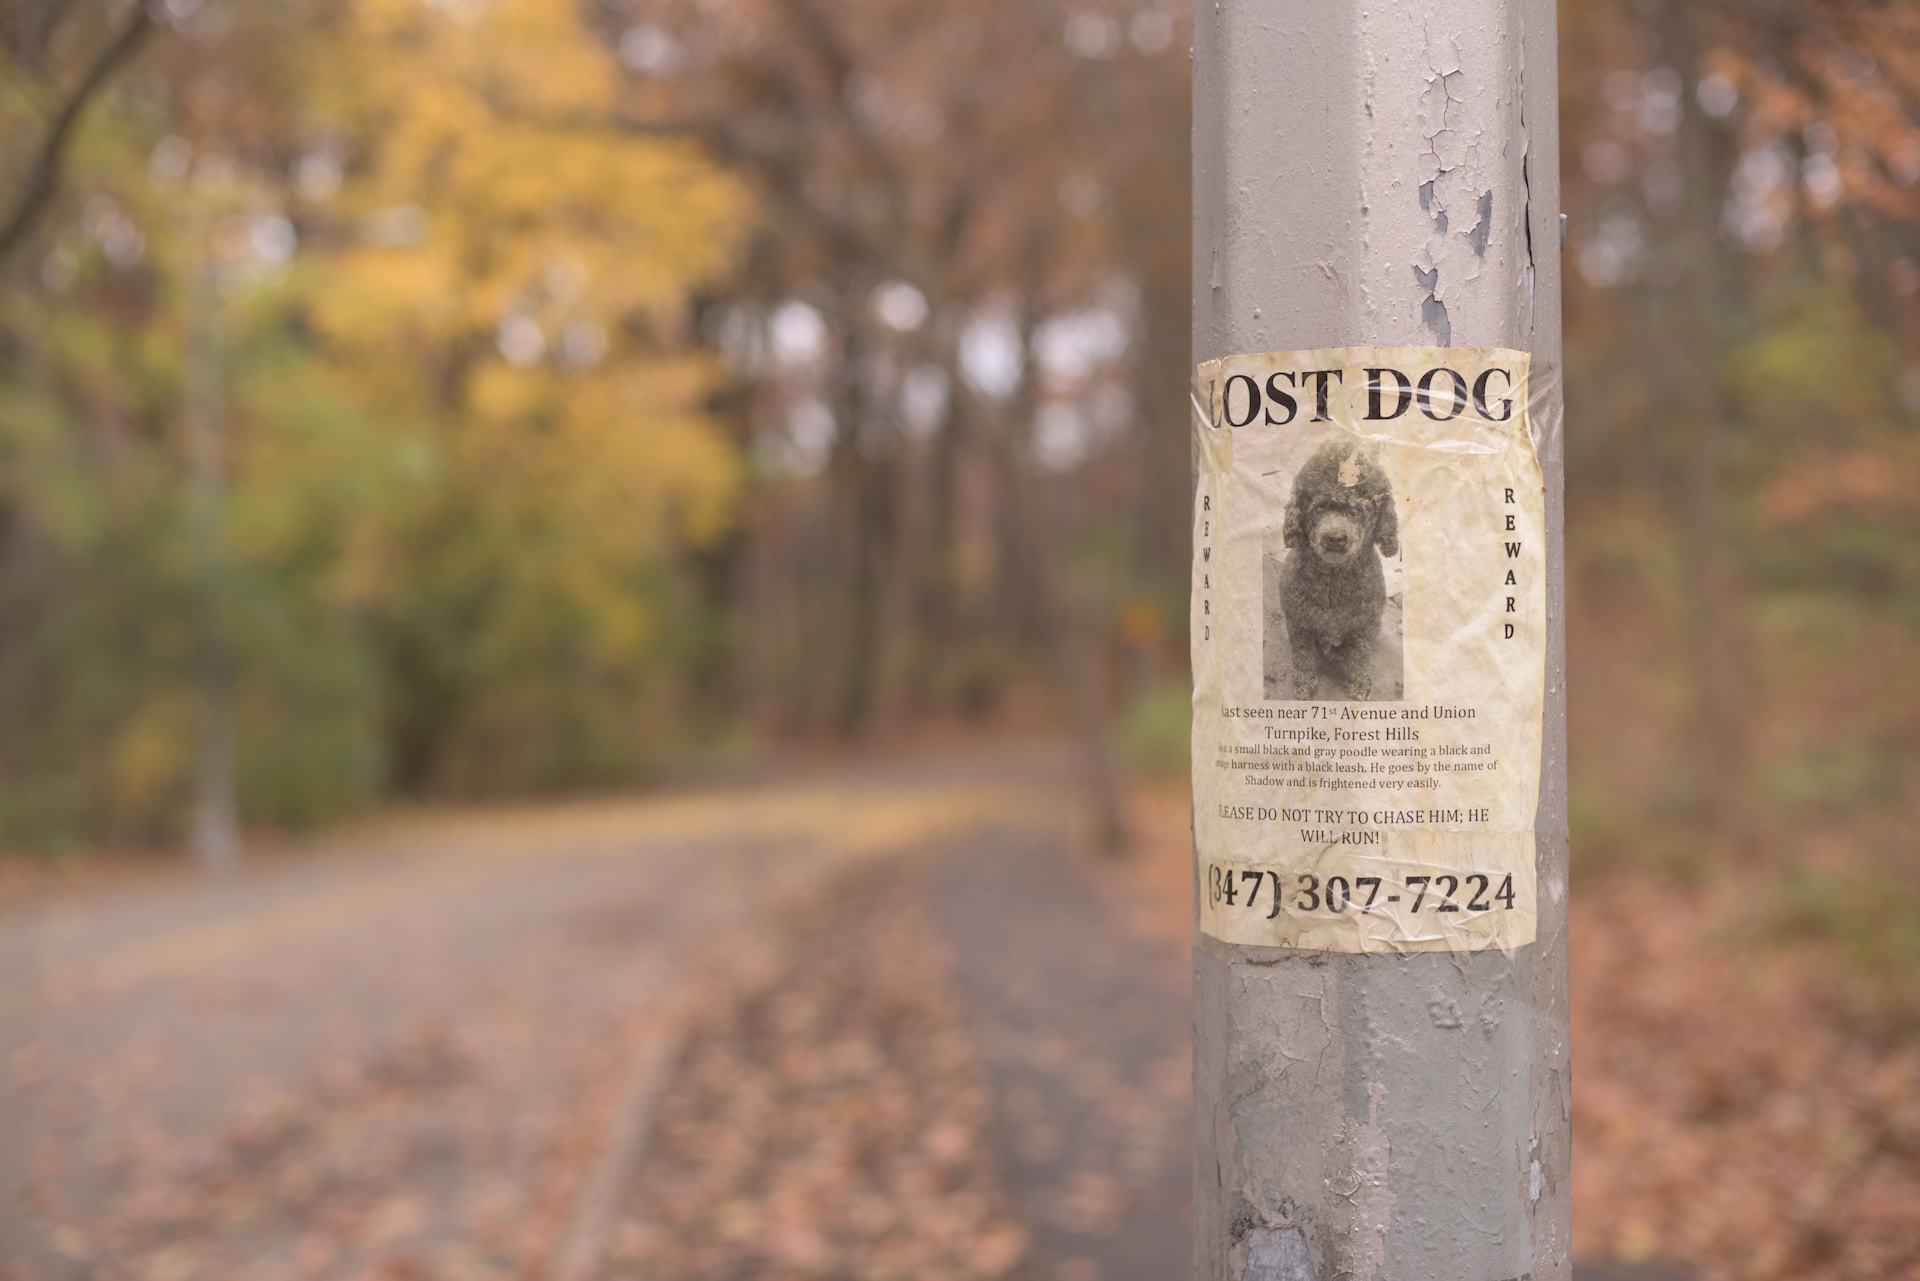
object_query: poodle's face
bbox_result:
[1283,444,1400,565]
[1302,502,1372,566]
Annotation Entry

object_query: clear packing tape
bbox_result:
[1189,346,1561,954]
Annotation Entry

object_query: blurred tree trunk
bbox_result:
[827,325,891,737]
[684,384,757,732]
[1138,254,1195,605]
[0,3,152,262]
[1658,1,1748,843]
[912,381,965,715]
[1104,59,1194,610]
[949,351,1128,856]
[185,255,239,870]
[870,402,928,729]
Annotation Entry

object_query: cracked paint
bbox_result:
[1413,265,1452,345]
[1469,191,1495,255]
[1325,1081,1395,1281]
[1404,18,1521,348]
[1242,1227,1317,1281]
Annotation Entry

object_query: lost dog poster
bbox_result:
[1191,347,1545,953]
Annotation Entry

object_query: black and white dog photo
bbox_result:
[1263,442,1405,701]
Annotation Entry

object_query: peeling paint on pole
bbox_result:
[1192,1,1568,1279]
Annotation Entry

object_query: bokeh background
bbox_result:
[0,0,1915,1279]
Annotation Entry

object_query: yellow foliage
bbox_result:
[4,0,745,830]
[281,0,750,608]
[201,0,755,796]
[301,0,742,363]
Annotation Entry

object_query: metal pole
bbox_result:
[1191,2,1567,1279]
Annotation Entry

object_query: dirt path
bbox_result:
[604,859,1036,1281]
[0,753,1062,1281]
[925,825,1192,1281]
[6,759,1783,1281]
[600,804,1191,1281]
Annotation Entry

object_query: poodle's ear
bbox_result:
[1282,495,1306,549]
[1373,492,1400,558]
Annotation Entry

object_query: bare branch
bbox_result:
[0,2,154,263]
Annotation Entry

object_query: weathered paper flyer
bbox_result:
[1191,347,1545,952]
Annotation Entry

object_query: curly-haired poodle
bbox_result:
[1277,442,1400,700]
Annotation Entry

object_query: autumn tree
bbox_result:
[614,0,1191,850]
[1560,0,1920,852]
[0,0,749,842]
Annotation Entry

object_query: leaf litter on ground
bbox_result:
[605,861,1033,1281]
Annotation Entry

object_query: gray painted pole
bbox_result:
[1191,2,1568,1280]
